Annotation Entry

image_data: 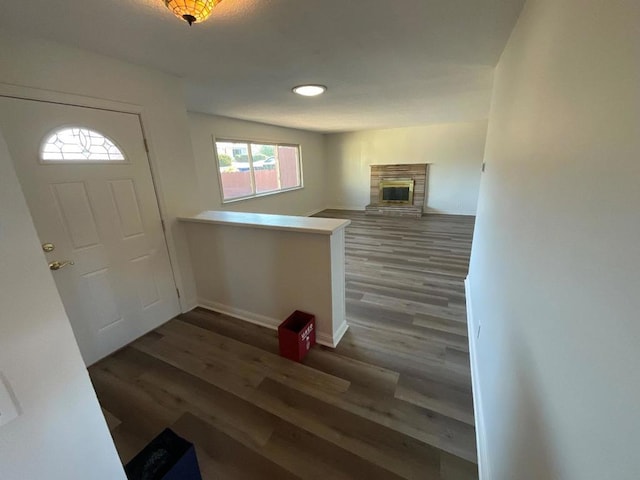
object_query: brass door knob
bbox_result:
[49,260,74,271]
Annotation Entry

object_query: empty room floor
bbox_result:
[89,210,477,479]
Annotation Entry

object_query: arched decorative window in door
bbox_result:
[41,127,126,162]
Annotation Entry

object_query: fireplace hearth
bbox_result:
[365,164,429,218]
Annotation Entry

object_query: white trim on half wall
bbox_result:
[465,276,490,480]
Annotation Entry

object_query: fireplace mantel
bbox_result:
[365,164,429,218]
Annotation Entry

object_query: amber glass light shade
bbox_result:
[164,0,222,25]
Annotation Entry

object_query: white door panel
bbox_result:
[0,97,180,365]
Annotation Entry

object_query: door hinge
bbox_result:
[176,288,181,299]
[143,138,149,153]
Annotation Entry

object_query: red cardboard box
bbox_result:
[278,310,316,362]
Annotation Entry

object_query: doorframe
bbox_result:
[0,82,188,311]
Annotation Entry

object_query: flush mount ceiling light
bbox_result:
[164,0,222,26]
[292,85,327,97]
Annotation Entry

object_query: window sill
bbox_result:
[221,185,304,205]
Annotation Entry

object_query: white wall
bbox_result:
[0,129,125,479]
[189,113,327,216]
[467,0,640,478]
[182,214,349,347]
[0,29,200,309]
[325,120,487,214]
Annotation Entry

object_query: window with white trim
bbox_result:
[215,139,302,202]
[41,127,126,162]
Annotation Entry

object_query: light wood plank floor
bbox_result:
[89,210,477,479]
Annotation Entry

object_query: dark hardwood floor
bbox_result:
[89,210,477,479]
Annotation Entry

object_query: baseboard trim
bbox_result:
[181,298,199,314]
[324,205,365,212]
[198,299,279,331]
[465,276,490,479]
[197,299,348,348]
[303,207,327,217]
[424,210,477,217]
[317,320,349,348]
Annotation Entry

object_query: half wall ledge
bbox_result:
[179,211,351,348]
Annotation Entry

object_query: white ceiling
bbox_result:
[0,0,525,133]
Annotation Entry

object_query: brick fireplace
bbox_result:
[365,164,429,218]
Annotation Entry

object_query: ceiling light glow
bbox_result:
[292,85,327,97]
[164,0,222,26]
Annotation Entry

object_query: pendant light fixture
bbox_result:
[164,0,222,26]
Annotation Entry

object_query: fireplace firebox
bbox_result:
[379,179,414,205]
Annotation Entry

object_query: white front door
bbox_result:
[0,97,180,365]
